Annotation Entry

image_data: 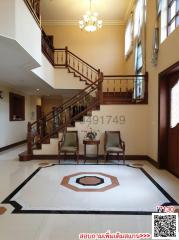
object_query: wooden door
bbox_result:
[36,105,42,121]
[168,78,179,177]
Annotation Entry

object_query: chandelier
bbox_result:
[79,0,103,32]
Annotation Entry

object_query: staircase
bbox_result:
[19,30,148,161]
[19,47,103,161]
[18,2,149,161]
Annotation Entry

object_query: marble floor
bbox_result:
[0,145,179,240]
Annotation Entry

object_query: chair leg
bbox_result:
[59,154,61,164]
[64,152,66,162]
[76,152,79,164]
[105,152,108,162]
[117,153,119,163]
[123,152,125,165]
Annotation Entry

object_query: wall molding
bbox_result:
[42,20,125,26]
[0,140,26,152]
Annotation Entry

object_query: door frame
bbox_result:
[158,61,179,173]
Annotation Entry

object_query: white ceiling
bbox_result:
[0,36,80,97]
[41,0,134,24]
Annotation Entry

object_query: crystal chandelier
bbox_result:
[79,0,103,32]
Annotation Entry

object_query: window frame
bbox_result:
[125,16,133,58]
[167,0,179,35]
[134,42,144,100]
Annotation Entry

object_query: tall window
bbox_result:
[125,17,133,57]
[134,43,144,99]
[168,0,179,35]
[157,0,162,15]
[160,0,168,42]
[134,0,145,38]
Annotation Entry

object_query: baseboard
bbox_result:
[32,155,58,160]
[20,153,160,169]
[31,154,149,161]
[147,157,160,168]
[0,140,26,152]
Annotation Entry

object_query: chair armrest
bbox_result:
[58,133,65,151]
[121,140,125,151]
[58,140,63,151]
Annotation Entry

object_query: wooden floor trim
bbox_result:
[0,140,26,152]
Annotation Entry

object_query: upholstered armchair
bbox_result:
[104,131,125,164]
[58,131,79,164]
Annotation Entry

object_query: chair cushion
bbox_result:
[63,132,77,147]
[61,146,78,152]
[106,147,123,152]
[106,133,120,147]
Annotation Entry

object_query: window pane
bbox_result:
[125,20,133,56]
[136,44,143,71]
[134,73,144,99]
[137,56,143,70]
[176,15,179,26]
[134,0,144,37]
[170,1,176,20]
[176,0,179,10]
[161,0,168,42]
[171,80,179,128]
[157,0,162,14]
[168,20,176,34]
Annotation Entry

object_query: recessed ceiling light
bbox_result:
[36,88,40,91]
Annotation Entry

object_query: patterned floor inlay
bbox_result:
[61,172,119,192]
[0,207,7,215]
[76,176,104,186]
[1,164,178,214]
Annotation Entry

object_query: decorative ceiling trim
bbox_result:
[42,20,125,26]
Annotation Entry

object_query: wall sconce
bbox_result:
[0,91,3,99]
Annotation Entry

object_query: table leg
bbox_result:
[97,144,99,164]
[84,144,86,163]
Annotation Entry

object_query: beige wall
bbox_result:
[43,25,125,75]
[41,97,63,115]
[124,0,179,161]
[30,96,41,122]
[71,105,148,155]
[146,0,179,161]
[33,105,148,156]
[0,84,39,148]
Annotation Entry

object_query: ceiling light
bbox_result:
[36,88,40,91]
[79,0,103,32]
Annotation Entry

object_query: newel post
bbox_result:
[98,70,103,105]
[65,46,68,68]
[27,122,33,155]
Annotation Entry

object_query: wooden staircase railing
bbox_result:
[41,31,100,85]
[103,73,148,104]
[26,75,103,157]
[23,0,41,26]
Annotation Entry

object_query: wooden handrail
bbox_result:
[104,74,146,78]
[31,78,102,126]
[30,80,101,145]
[23,0,41,27]
[68,66,96,85]
[67,50,99,72]
[54,48,67,51]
